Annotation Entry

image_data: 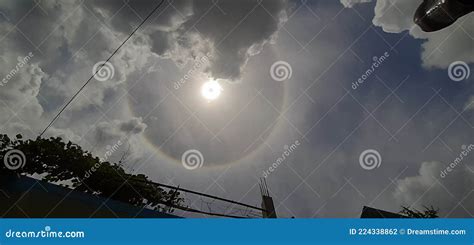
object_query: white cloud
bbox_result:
[340,0,371,8]
[342,0,474,68]
[0,52,45,138]
[394,161,474,217]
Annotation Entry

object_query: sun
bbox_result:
[201,80,223,101]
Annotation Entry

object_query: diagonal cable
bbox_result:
[39,0,166,137]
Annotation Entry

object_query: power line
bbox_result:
[131,178,267,212]
[156,200,250,218]
[128,179,259,218]
[39,0,166,138]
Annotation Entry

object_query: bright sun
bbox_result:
[201,80,222,101]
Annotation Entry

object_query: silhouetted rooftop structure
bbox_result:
[360,206,407,218]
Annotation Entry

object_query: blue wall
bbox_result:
[0,175,180,218]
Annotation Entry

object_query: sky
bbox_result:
[0,0,473,218]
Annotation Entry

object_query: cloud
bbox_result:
[0,0,288,139]
[0,52,45,138]
[341,0,474,175]
[84,0,288,81]
[179,0,288,80]
[394,161,474,217]
[92,117,148,163]
[118,117,147,135]
[341,0,474,68]
[94,117,147,145]
[340,0,371,8]
[46,127,83,143]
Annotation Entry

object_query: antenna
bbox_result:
[260,178,277,218]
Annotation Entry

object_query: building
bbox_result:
[0,174,179,218]
[360,206,407,218]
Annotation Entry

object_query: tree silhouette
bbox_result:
[400,206,439,218]
[0,134,183,213]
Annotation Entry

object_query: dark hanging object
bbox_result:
[414,0,474,32]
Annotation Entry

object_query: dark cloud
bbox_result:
[118,117,147,134]
[84,0,287,80]
[95,117,147,144]
[179,0,287,79]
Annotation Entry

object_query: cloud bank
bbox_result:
[341,0,474,68]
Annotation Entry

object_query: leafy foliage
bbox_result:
[0,134,183,213]
[400,206,439,218]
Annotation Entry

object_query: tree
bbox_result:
[0,134,183,213]
[400,206,439,218]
